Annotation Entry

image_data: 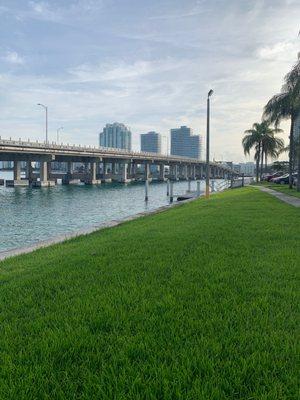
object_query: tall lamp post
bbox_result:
[37,103,48,144]
[205,89,214,199]
[57,126,63,143]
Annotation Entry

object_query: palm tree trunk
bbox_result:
[256,144,261,183]
[289,116,294,189]
[265,154,268,173]
[260,144,264,180]
[256,157,259,182]
[297,154,300,192]
[297,138,300,192]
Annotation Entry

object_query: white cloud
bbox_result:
[3,51,24,65]
[257,42,297,61]
[69,59,186,83]
[27,0,104,24]
[28,1,62,22]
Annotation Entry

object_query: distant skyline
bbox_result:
[0,0,299,162]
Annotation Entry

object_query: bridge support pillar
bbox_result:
[34,161,55,187]
[174,165,179,181]
[119,162,131,183]
[85,162,101,185]
[63,161,77,184]
[144,163,150,182]
[127,162,135,181]
[7,160,29,187]
[159,164,166,181]
[192,165,196,180]
[13,161,21,181]
[199,164,203,179]
[183,165,188,180]
[111,162,118,181]
[131,163,137,180]
[26,161,34,183]
[187,165,191,180]
[102,161,112,183]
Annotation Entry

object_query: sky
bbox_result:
[0,0,299,162]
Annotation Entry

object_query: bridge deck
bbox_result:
[0,139,235,173]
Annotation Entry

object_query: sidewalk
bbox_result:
[256,186,300,208]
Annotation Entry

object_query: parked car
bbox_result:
[266,171,284,181]
[272,173,297,184]
[272,173,289,184]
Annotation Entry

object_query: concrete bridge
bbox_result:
[0,138,236,187]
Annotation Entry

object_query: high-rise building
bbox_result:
[140,132,162,153]
[170,126,202,159]
[99,123,132,151]
[233,162,255,176]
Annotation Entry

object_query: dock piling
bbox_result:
[145,180,149,201]
[170,181,174,203]
[197,181,201,197]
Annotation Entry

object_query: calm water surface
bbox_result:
[0,171,222,253]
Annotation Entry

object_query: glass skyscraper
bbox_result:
[99,123,132,151]
[170,126,202,160]
[140,132,162,153]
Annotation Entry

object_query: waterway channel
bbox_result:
[0,171,226,253]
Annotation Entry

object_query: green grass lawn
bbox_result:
[0,188,299,399]
[257,181,300,198]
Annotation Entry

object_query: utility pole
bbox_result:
[205,89,214,198]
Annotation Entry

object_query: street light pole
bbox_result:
[37,103,48,144]
[57,127,63,143]
[205,89,214,199]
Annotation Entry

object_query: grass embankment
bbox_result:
[257,181,300,198]
[0,188,299,399]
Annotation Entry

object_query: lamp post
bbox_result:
[205,89,214,199]
[56,126,63,143]
[37,103,48,144]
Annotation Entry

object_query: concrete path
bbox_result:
[256,186,300,208]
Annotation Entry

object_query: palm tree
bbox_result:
[264,57,300,189]
[242,121,283,182]
[242,122,264,182]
